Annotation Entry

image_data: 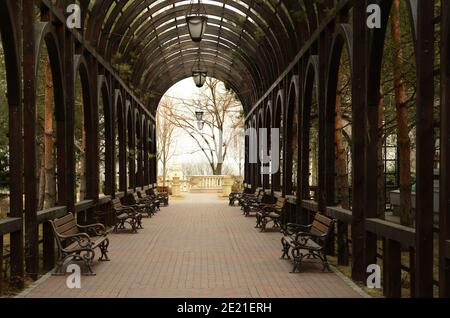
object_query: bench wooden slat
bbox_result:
[314,213,333,227]
[56,219,77,234]
[311,220,329,235]
[53,213,74,227]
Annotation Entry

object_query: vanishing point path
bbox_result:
[19,194,364,298]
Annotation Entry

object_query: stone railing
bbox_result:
[158,175,238,197]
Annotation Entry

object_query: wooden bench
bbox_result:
[149,188,169,206]
[241,190,266,216]
[238,188,262,208]
[111,198,143,233]
[255,197,286,232]
[50,213,110,276]
[130,192,156,217]
[280,213,335,273]
[137,190,160,212]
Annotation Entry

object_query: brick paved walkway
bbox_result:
[20,194,363,298]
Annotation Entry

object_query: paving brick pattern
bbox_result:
[21,194,362,298]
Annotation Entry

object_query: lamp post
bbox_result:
[186,0,208,42]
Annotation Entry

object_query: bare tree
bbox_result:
[162,78,243,175]
[157,98,177,187]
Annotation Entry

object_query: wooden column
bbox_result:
[384,239,402,297]
[64,31,76,214]
[4,0,24,288]
[440,0,450,298]
[23,0,38,280]
[351,0,367,282]
[103,76,115,196]
[118,91,127,191]
[320,26,335,255]
[127,102,136,190]
[86,56,99,203]
[143,122,150,186]
[317,28,332,214]
[414,0,435,298]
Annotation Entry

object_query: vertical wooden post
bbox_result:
[295,66,303,224]
[5,0,24,289]
[0,235,3,293]
[23,0,38,281]
[42,222,54,271]
[414,0,435,298]
[384,239,402,298]
[365,56,381,269]
[143,122,150,187]
[86,57,99,208]
[439,0,450,298]
[118,92,127,192]
[319,27,335,255]
[351,0,367,282]
[64,31,76,215]
[127,102,136,191]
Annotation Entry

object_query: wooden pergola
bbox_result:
[0,0,449,298]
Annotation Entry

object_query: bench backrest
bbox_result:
[257,190,265,201]
[112,198,123,210]
[310,213,334,245]
[275,197,286,210]
[132,192,140,202]
[50,213,79,249]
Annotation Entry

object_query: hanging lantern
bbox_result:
[186,0,208,42]
[192,50,207,88]
[197,120,205,131]
[192,70,207,88]
[195,111,204,121]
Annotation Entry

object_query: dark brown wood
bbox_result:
[0,0,24,289]
[37,206,68,224]
[0,235,3,293]
[350,0,367,282]
[0,218,22,236]
[337,220,349,266]
[64,28,76,214]
[440,0,450,298]
[366,218,415,247]
[23,0,39,281]
[414,0,435,298]
[384,239,402,298]
[43,221,55,271]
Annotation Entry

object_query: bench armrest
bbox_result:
[282,223,311,235]
[59,232,93,249]
[78,223,106,236]
[115,206,137,214]
[293,231,326,244]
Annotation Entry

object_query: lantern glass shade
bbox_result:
[197,120,205,130]
[186,15,208,42]
[192,70,207,88]
[195,111,204,121]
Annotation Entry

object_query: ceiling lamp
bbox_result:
[197,120,205,131]
[186,0,208,42]
[195,111,204,121]
[192,51,207,88]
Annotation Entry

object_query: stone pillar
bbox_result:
[172,177,181,196]
[222,176,233,197]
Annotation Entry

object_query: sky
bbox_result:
[158,77,244,176]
